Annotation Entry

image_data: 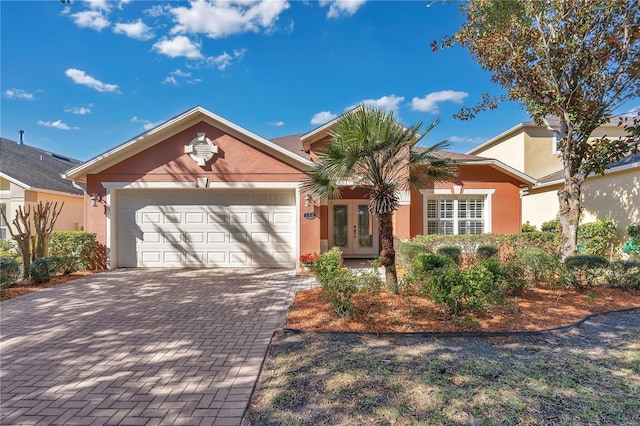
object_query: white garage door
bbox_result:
[116,189,296,268]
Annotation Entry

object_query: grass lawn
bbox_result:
[246,310,640,425]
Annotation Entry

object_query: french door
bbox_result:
[329,200,379,257]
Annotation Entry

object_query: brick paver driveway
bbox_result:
[1,268,314,426]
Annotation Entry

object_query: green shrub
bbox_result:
[411,253,455,279]
[49,231,98,270]
[425,266,466,315]
[541,219,560,233]
[463,261,502,312]
[476,245,498,261]
[436,246,462,265]
[42,255,78,275]
[521,221,537,232]
[607,260,640,290]
[396,241,431,271]
[499,260,528,294]
[29,258,51,284]
[0,240,19,259]
[627,224,640,239]
[564,255,609,289]
[410,232,559,256]
[1,257,20,289]
[577,219,617,257]
[314,247,343,287]
[323,268,358,317]
[356,258,383,295]
[516,247,561,285]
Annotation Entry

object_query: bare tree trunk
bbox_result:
[378,212,398,294]
[32,201,63,259]
[557,178,581,259]
[1,206,32,279]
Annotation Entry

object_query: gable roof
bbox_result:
[0,137,83,196]
[467,117,633,155]
[64,106,315,183]
[536,152,640,187]
[427,149,536,186]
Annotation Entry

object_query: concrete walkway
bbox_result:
[0,268,315,426]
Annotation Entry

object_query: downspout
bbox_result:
[71,180,87,232]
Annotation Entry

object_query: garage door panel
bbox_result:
[207,213,227,224]
[230,232,249,244]
[207,232,226,243]
[117,189,296,268]
[230,252,249,265]
[185,212,205,224]
[185,232,205,243]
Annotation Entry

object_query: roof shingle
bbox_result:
[0,137,83,195]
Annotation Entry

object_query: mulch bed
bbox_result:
[287,285,640,333]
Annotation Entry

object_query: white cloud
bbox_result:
[153,35,203,59]
[311,111,338,125]
[65,68,120,93]
[3,89,34,100]
[169,0,290,38]
[71,10,110,31]
[38,120,78,130]
[65,106,92,115]
[131,116,162,131]
[171,69,192,77]
[83,0,110,11]
[348,95,405,114]
[207,49,246,70]
[113,19,154,40]
[118,0,131,10]
[411,90,469,114]
[163,76,178,86]
[320,0,367,18]
[448,136,486,145]
[145,4,171,18]
[187,78,202,84]
[268,121,285,127]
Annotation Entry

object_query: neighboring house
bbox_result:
[467,120,639,238]
[63,106,535,269]
[0,137,85,240]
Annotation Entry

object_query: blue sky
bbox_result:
[2,0,547,161]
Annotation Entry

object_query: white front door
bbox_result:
[329,200,379,257]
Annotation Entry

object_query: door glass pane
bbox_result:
[333,205,348,248]
[357,204,372,247]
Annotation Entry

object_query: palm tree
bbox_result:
[303,106,457,293]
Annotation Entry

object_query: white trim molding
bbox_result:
[421,188,495,234]
[397,190,411,206]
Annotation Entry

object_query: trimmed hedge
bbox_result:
[564,255,610,289]
[49,231,98,270]
[1,257,20,289]
[409,232,559,255]
[29,258,51,284]
[476,245,498,260]
[436,246,462,265]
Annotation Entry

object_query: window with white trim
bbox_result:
[426,197,485,235]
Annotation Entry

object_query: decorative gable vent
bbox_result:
[184,132,218,166]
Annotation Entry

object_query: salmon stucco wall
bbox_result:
[300,191,321,256]
[85,121,309,254]
[31,192,84,232]
[411,164,525,236]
